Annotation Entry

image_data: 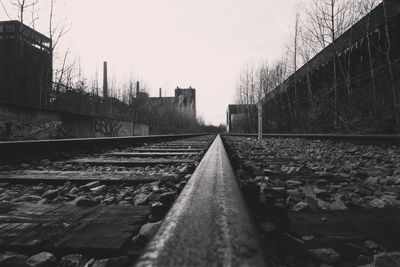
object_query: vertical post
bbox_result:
[258,101,262,141]
[227,106,232,133]
[103,61,108,99]
[159,88,162,98]
[136,81,140,97]
[226,110,230,133]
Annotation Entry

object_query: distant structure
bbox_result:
[174,87,196,118]
[226,104,257,133]
[136,81,149,99]
[0,20,52,108]
[133,86,196,119]
[129,85,196,133]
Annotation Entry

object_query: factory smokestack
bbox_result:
[103,61,108,99]
[136,81,140,97]
[159,88,162,98]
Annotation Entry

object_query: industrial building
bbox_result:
[0,20,52,108]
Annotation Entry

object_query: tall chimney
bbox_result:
[136,81,140,97]
[159,88,162,98]
[103,61,108,99]
[129,81,133,104]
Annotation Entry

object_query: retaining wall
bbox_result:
[0,104,148,140]
[262,1,400,134]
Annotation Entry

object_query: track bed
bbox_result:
[223,135,400,267]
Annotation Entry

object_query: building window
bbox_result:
[4,24,14,33]
[42,40,51,48]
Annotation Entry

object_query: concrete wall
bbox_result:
[62,115,134,138]
[0,104,60,125]
[134,123,149,136]
[0,104,148,140]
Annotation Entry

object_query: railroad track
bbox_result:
[0,134,218,266]
[0,133,399,266]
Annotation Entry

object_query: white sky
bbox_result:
[1,0,304,125]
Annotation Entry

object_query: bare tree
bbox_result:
[289,6,302,119]
[0,0,12,19]
[356,0,382,112]
[299,28,315,110]
[235,65,258,105]
[29,0,39,29]
[305,0,352,125]
[355,0,381,17]
[234,58,292,132]
[49,0,69,50]
[10,0,38,25]
[48,0,72,96]
[53,48,70,92]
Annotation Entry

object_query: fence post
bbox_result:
[258,101,262,141]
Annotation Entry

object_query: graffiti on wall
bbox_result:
[94,118,126,137]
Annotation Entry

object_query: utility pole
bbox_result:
[258,101,262,141]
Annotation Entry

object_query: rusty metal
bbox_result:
[135,135,268,267]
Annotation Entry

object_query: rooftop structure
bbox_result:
[0,20,52,108]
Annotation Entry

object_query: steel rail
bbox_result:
[134,135,268,267]
[223,133,400,144]
[0,134,208,163]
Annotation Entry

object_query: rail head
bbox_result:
[134,134,268,267]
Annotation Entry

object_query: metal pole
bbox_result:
[258,101,262,141]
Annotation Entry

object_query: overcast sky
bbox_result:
[1,0,303,125]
